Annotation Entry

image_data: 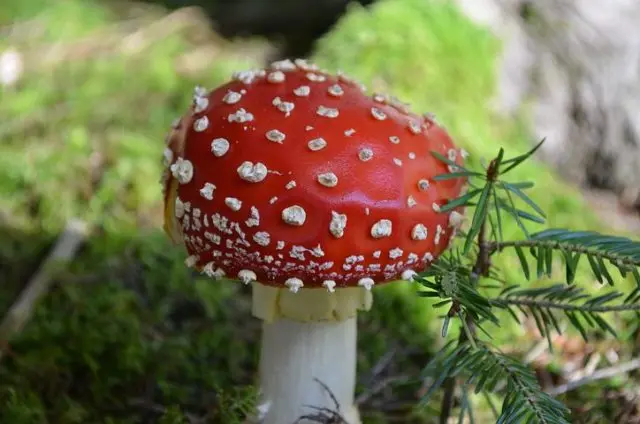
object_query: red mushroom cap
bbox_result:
[162,59,467,291]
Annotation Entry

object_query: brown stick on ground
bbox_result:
[0,218,89,362]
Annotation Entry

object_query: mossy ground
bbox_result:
[1,0,637,423]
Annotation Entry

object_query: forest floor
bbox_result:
[1,0,638,423]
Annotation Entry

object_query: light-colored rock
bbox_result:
[456,0,640,209]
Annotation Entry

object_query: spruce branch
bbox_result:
[490,284,640,342]
[493,295,640,314]
[425,142,554,424]
[415,252,498,328]
[486,282,640,365]
[489,231,640,268]
[421,342,570,424]
[489,229,640,286]
[428,150,505,424]
[419,139,639,423]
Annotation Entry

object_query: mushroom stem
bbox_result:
[251,284,372,424]
[258,316,360,424]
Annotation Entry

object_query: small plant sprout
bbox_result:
[416,139,640,424]
[161,59,467,424]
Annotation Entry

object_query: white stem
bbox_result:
[259,316,360,424]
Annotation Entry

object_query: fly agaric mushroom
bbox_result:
[161,59,466,424]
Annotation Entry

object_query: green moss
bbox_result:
[0,231,261,423]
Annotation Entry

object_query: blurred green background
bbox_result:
[0,0,638,423]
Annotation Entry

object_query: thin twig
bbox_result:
[360,346,399,387]
[438,157,499,424]
[439,375,457,424]
[0,219,89,362]
[439,226,484,424]
[293,378,349,424]
[356,346,403,405]
[356,375,411,406]
[547,357,640,396]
